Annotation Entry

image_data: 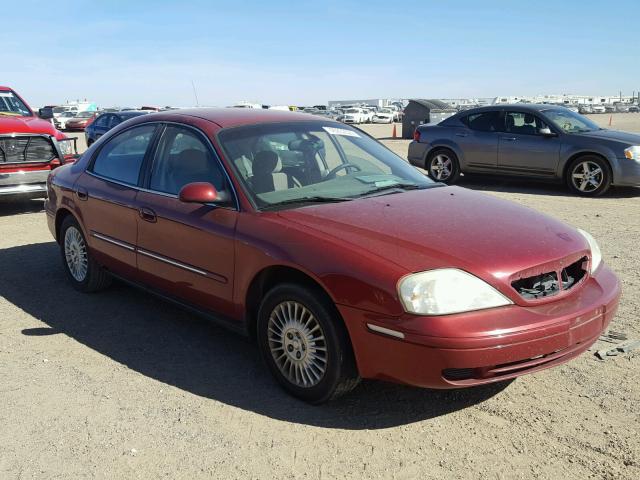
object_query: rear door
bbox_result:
[456,110,502,170]
[135,124,238,318]
[80,123,158,278]
[498,111,561,176]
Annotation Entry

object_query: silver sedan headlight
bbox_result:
[398,268,513,315]
[576,228,602,274]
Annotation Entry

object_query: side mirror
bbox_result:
[38,107,54,119]
[539,127,557,137]
[178,182,220,204]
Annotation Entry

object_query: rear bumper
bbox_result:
[339,264,621,388]
[0,169,49,197]
[407,141,429,168]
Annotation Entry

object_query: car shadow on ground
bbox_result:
[457,174,640,198]
[0,199,45,217]
[2,241,511,429]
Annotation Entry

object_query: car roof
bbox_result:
[0,86,11,91]
[117,110,149,118]
[155,108,330,128]
[461,104,570,115]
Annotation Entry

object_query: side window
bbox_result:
[91,124,156,185]
[505,112,549,136]
[463,111,502,132]
[149,126,227,196]
[93,114,109,128]
[108,115,121,129]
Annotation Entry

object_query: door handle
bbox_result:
[75,187,88,200]
[138,207,157,223]
[502,137,517,141]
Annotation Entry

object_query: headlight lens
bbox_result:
[624,146,640,161]
[577,228,602,274]
[398,268,513,315]
[57,139,74,156]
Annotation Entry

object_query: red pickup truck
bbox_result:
[0,86,76,199]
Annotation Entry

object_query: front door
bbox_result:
[80,123,158,278]
[135,124,238,318]
[498,111,561,176]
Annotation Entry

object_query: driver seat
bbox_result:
[250,151,300,193]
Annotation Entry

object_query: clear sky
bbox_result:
[4,0,639,107]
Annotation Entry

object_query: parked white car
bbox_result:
[592,105,606,113]
[372,108,395,123]
[342,108,367,124]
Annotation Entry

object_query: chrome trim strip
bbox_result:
[137,248,226,283]
[0,184,47,194]
[367,323,405,339]
[91,232,136,251]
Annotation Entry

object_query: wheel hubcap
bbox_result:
[430,154,452,180]
[64,227,88,282]
[571,161,603,192]
[267,301,327,388]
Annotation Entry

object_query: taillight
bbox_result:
[413,129,421,142]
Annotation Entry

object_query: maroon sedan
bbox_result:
[45,109,621,403]
[64,111,97,131]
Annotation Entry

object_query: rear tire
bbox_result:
[566,155,611,197]
[257,284,360,404]
[59,216,111,293]
[426,148,461,184]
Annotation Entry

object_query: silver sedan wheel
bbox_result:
[64,226,88,282]
[267,301,327,388]
[571,160,603,193]
[430,154,453,181]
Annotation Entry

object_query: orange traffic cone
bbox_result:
[608,115,612,126]
[392,124,397,138]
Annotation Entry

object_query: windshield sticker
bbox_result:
[0,92,14,97]
[322,126,360,138]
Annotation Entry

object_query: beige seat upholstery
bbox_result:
[250,151,293,193]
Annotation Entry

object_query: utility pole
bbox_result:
[191,80,200,107]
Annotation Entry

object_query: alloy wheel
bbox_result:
[267,301,327,388]
[64,226,88,282]
[571,160,603,193]
[430,154,453,181]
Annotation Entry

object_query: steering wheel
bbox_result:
[324,163,362,180]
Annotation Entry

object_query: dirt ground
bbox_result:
[1,113,639,479]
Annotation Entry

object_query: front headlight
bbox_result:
[398,268,513,315]
[624,146,640,161]
[577,228,602,274]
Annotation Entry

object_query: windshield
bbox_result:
[76,111,94,118]
[345,109,359,114]
[0,90,32,116]
[218,121,435,209]
[543,109,600,133]
[61,111,75,117]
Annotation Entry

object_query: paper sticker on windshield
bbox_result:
[323,126,360,138]
[0,92,13,97]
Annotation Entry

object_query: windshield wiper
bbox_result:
[357,183,433,198]
[260,196,352,210]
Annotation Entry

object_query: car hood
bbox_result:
[575,128,640,145]
[277,186,589,300]
[0,114,65,139]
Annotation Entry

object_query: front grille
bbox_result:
[511,256,588,300]
[0,136,57,164]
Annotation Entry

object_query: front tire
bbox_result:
[257,284,360,403]
[566,155,611,196]
[60,216,111,292]
[426,148,461,184]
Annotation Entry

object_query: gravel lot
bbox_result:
[1,113,639,479]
